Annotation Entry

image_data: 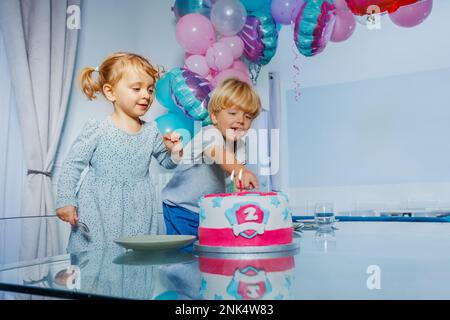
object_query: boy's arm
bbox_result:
[204,145,259,190]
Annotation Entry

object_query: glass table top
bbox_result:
[1,222,450,300]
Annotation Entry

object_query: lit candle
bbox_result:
[238,168,243,193]
[230,170,235,193]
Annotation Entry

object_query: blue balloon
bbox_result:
[155,112,199,146]
[155,73,183,114]
[240,0,266,12]
[173,0,211,19]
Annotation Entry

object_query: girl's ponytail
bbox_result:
[79,67,101,100]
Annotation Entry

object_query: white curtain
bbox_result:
[0,30,26,262]
[0,0,80,261]
[0,31,26,300]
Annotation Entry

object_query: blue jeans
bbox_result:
[162,203,199,237]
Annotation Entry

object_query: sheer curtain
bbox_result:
[0,30,26,264]
[0,0,80,261]
[0,29,27,300]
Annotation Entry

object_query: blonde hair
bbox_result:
[79,52,162,100]
[208,78,261,119]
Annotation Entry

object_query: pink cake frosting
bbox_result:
[198,191,293,247]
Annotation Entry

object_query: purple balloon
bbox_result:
[389,0,433,28]
[271,0,305,25]
[241,16,265,62]
[170,68,213,121]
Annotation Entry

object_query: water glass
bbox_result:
[314,202,335,230]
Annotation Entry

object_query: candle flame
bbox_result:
[230,170,235,180]
[238,168,243,180]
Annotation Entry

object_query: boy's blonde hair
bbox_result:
[79,52,162,100]
[208,78,261,119]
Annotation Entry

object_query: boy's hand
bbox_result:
[163,132,183,159]
[56,206,79,226]
[234,168,259,191]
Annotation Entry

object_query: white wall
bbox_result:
[262,1,450,214]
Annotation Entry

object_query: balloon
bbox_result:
[345,0,419,16]
[155,72,184,115]
[330,9,356,42]
[271,0,305,25]
[231,60,250,76]
[173,0,211,19]
[212,68,251,87]
[333,0,351,10]
[170,67,214,124]
[240,0,265,12]
[175,13,216,54]
[219,36,245,60]
[210,0,247,36]
[389,0,432,28]
[206,42,234,71]
[294,0,336,57]
[155,112,196,146]
[185,55,210,77]
[239,11,279,65]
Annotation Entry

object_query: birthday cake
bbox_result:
[199,255,295,300]
[198,192,294,247]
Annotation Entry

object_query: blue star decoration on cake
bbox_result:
[199,278,207,298]
[282,208,290,221]
[284,276,292,290]
[212,197,223,208]
[200,208,206,222]
[270,197,281,208]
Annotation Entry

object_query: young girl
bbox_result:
[161,78,261,236]
[56,52,182,253]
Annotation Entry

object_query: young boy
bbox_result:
[161,78,261,236]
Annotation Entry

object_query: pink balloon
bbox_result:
[185,52,193,59]
[176,13,216,54]
[231,60,250,76]
[389,0,433,28]
[331,9,356,42]
[212,68,251,87]
[206,42,234,71]
[333,0,350,10]
[184,55,210,77]
[218,36,244,60]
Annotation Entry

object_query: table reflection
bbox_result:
[198,252,297,300]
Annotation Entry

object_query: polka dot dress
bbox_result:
[56,117,177,253]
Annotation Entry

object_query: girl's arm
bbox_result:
[55,119,100,209]
[152,124,179,169]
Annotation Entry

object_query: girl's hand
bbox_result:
[56,206,79,226]
[163,132,183,159]
[234,168,259,191]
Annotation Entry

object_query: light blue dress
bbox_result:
[55,117,177,253]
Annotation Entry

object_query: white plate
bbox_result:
[114,235,196,251]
